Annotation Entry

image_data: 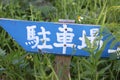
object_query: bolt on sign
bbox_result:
[0,18,119,57]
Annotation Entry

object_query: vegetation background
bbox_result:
[0,0,120,80]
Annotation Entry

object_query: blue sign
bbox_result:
[0,18,118,57]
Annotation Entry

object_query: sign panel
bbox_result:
[0,18,118,57]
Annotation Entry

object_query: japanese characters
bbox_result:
[53,24,75,54]
[25,24,103,54]
[25,25,53,49]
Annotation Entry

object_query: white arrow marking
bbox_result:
[108,47,120,53]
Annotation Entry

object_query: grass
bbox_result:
[0,0,120,80]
